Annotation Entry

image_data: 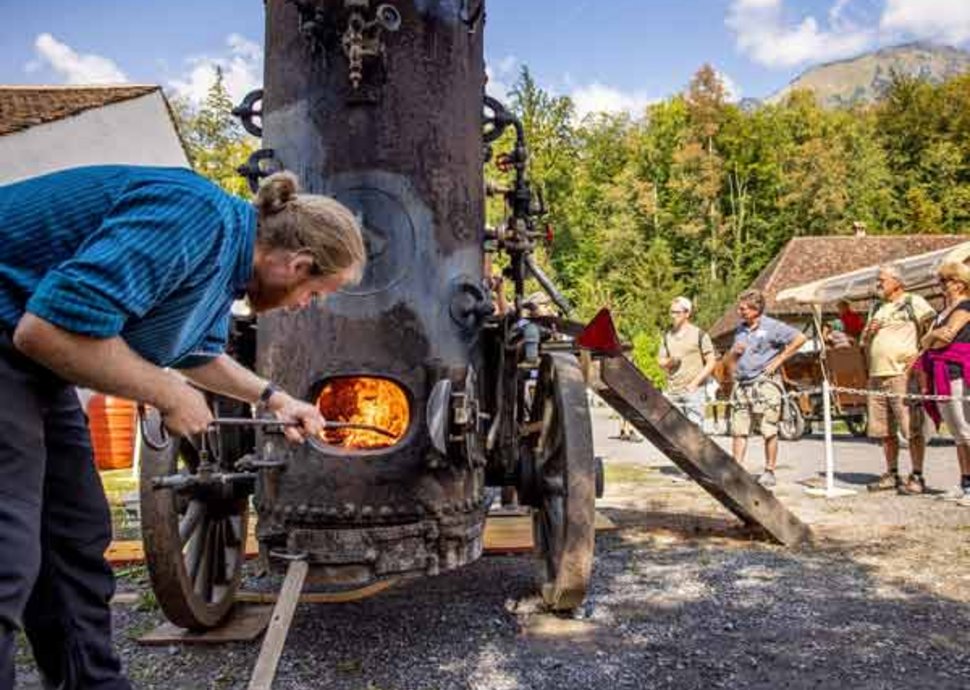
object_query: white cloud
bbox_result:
[496,54,518,74]
[827,0,855,29]
[570,83,652,119]
[726,0,874,68]
[716,69,743,102]
[32,33,127,84]
[485,54,518,102]
[881,0,970,44]
[168,33,263,105]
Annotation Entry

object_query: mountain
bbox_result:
[767,42,970,108]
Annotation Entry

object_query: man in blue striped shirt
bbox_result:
[0,165,365,689]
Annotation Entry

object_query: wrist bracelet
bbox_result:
[257,382,279,407]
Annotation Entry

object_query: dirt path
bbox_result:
[14,407,970,689]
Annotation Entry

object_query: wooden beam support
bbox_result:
[592,356,811,548]
[247,559,309,690]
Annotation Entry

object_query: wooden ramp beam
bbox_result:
[247,559,309,690]
[591,356,811,548]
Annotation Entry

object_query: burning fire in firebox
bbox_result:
[316,377,409,449]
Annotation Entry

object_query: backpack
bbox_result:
[663,327,714,380]
[869,294,928,341]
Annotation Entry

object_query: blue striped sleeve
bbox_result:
[25,182,221,338]
[170,314,230,369]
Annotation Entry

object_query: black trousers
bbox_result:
[0,334,129,689]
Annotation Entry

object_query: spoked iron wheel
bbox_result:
[138,409,248,630]
[530,353,596,612]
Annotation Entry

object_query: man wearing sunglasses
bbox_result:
[658,297,717,429]
[862,264,935,494]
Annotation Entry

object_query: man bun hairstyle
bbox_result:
[255,171,366,284]
[255,170,299,216]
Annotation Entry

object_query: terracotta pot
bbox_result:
[88,394,136,471]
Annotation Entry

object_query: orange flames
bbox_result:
[316,377,409,449]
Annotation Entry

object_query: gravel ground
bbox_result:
[15,405,970,689]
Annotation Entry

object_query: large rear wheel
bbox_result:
[530,353,596,612]
[139,410,249,630]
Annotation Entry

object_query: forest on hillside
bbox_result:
[175,65,970,377]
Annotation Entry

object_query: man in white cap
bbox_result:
[658,296,717,428]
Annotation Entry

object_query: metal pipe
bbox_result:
[524,255,573,315]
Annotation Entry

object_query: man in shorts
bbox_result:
[729,289,806,488]
[658,296,717,428]
[862,265,935,493]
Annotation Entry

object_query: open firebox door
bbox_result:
[316,376,409,450]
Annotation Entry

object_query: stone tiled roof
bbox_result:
[709,234,970,341]
[0,84,160,136]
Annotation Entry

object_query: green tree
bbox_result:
[171,67,256,197]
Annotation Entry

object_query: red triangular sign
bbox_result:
[576,308,623,356]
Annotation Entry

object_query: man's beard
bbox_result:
[246,277,294,313]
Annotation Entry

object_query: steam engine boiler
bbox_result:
[139,0,598,631]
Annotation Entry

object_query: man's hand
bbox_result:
[658,356,679,372]
[267,391,326,443]
[763,359,780,377]
[158,385,214,436]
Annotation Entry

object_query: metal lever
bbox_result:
[209,417,396,440]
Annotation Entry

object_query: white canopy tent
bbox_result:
[776,241,970,306]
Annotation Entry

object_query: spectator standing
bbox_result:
[861,265,935,493]
[914,262,970,505]
[658,297,717,428]
[837,299,865,340]
[728,289,807,488]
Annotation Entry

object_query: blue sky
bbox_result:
[2,1,969,116]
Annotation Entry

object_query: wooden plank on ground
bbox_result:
[591,356,812,547]
[107,511,618,565]
[137,604,273,645]
[236,578,398,605]
[248,559,309,690]
[482,510,617,554]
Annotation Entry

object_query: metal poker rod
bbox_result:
[209,417,397,440]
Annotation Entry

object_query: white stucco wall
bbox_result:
[0,91,189,184]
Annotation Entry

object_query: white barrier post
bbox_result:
[806,378,856,498]
[822,379,836,492]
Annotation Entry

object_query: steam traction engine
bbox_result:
[138,0,599,631]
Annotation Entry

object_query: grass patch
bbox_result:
[134,589,159,613]
[336,659,363,674]
[15,631,32,666]
[101,469,139,503]
[125,616,159,641]
[604,464,657,484]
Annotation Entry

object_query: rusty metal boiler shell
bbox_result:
[255,0,488,582]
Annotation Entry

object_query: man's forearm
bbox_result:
[180,353,269,405]
[13,313,185,410]
[776,335,807,367]
[691,355,718,387]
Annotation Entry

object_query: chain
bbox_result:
[825,384,970,403]
[695,383,970,407]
